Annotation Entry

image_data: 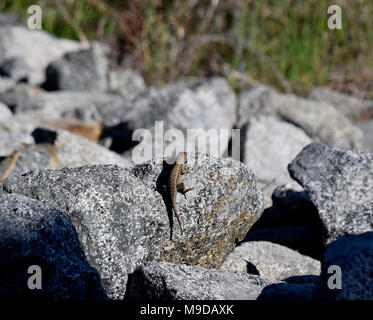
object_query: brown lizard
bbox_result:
[163,152,193,233]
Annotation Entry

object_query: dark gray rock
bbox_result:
[0,153,263,298]
[0,26,83,85]
[308,87,373,120]
[126,261,271,300]
[45,43,107,92]
[288,142,373,244]
[0,193,107,299]
[314,232,373,300]
[258,280,316,300]
[0,57,29,82]
[238,85,363,149]
[221,241,320,282]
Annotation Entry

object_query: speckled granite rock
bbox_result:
[314,232,373,299]
[126,261,270,300]
[289,142,373,244]
[308,87,373,120]
[0,194,107,299]
[0,152,263,299]
[221,241,320,282]
[238,85,363,149]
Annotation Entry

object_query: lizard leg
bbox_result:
[181,166,190,174]
[177,183,194,199]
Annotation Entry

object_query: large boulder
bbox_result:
[126,261,270,300]
[314,232,373,299]
[0,26,84,85]
[44,43,108,92]
[308,87,373,120]
[238,85,363,149]
[241,115,312,199]
[289,142,373,244]
[221,241,320,282]
[0,153,263,299]
[0,194,107,299]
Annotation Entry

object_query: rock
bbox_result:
[44,43,107,92]
[308,87,373,120]
[288,142,373,244]
[0,90,124,121]
[0,144,57,179]
[0,26,84,85]
[258,280,316,300]
[314,232,373,299]
[0,153,263,298]
[244,225,325,259]
[32,127,131,168]
[0,194,107,299]
[222,241,320,283]
[126,261,270,300]
[220,253,259,274]
[0,57,29,82]
[241,115,312,200]
[0,131,34,156]
[108,68,146,97]
[0,102,12,118]
[238,85,363,149]
[0,75,15,92]
[356,120,373,152]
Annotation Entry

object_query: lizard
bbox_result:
[163,152,193,233]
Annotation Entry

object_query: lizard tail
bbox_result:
[172,204,183,233]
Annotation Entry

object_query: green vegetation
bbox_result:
[2,0,373,94]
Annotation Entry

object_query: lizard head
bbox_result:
[176,152,187,164]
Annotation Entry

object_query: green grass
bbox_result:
[2,0,373,95]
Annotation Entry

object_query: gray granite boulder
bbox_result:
[289,142,373,244]
[238,85,363,149]
[45,43,108,92]
[0,131,34,156]
[0,26,84,85]
[0,57,29,82]
[107,68,146,97]
[221,241,320,282]
[241,115,312,200]
[0,194,107,299]
[126,261,270,300]
[308,87,373,120]
[0,152,263,299]
[314,232,373,299]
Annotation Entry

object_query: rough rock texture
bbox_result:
[0,153,263,299]
[238,85,363,149]
[0,131,34,156]
[108,68,146,97]
[45,43,107,92]
[221,241,320,282]
[0,194,107,299]
[0,102,12,117]
[308,87,373,120]
[241,115,312,199]
[314,232,373,299]
[0,26,84,85]
[289,142,373,244]
[126,261,271,300]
